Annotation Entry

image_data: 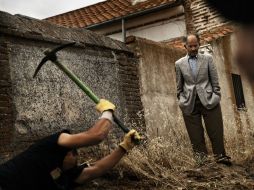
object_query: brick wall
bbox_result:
[0,40,14,160]
[183,0,196,33]
[184,0,230,34]
[117,53,145,133]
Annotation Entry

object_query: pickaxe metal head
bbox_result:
[33,42,76,78]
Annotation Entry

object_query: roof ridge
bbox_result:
[45,0,177,28]
[45,0,107,20]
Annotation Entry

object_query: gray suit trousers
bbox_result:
[182,96,226,156]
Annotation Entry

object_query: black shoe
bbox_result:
[215,155,232,166]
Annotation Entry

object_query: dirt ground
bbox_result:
[77,157,254,190]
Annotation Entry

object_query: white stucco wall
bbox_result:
[209,35,254,141]
[108,16,186,42]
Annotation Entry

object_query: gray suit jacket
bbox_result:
[175,53,221,115]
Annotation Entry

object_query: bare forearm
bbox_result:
[75,119,112,146]
[76,147,126,183]
[92,147,126,176]
[58,119,112,148]
[86,119,112,139]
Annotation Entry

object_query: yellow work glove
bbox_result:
[119,129,141,152]
[96,99,116,113]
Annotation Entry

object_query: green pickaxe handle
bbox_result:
[53,60,130,133]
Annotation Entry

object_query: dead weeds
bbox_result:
[77,115,254,189]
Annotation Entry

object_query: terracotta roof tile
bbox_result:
[45,0,177,28]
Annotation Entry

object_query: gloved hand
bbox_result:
[119,129,141,152]
[96,99,116,113]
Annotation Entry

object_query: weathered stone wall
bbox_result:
[0,11,145,162]
[127,37,185,137]
[0,40,14,160]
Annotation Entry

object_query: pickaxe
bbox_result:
[33,42,131,133]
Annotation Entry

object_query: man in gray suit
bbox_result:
[175,34,231,166]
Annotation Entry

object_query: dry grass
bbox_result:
[79,111,254,189]
[114,113,254,190]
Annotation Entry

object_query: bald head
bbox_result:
[184,34,200,45]
[184,34,200,56]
